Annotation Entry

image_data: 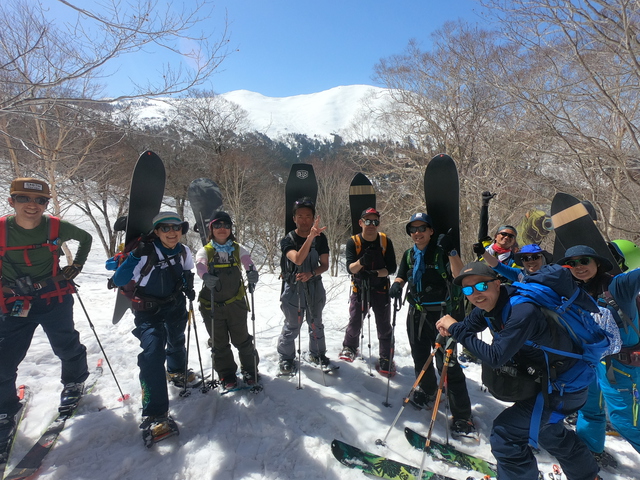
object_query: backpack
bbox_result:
[352,232,387,256]
[0,215,74,314]
[499,264,615,447]
[105,234,157,296]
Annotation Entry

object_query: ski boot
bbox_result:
[59,382,84,415]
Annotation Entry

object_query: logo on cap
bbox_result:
[23,182,44,192]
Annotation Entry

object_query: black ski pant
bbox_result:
[407,305,472,421]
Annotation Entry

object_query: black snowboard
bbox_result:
[285,164,317,234]
[551,192,620,274]
[424,153,460,251]
[348,173,376,235]
[188,178,223,246]
[112,151,166,324]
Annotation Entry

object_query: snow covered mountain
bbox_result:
[131,85,396,142]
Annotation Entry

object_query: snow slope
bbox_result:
[5,216,638,480]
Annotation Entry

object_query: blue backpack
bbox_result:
[504,264,613,447]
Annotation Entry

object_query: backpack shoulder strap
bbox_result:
[352,234,362,255]
[379,232,387,255]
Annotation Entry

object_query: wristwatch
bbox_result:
[449,249,458,257]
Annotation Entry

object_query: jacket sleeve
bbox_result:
[493,262,521,283]
[384,238,397,275]
[112,253,141,287]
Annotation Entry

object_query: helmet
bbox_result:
[613,239,640,271]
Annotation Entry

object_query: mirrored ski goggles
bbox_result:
[521,254,541,262]
[564,257,592,267]
[408,225,429,234]
[156,224,182,233]
[498,231,516,239]
[211,222,231,230]
[461,279,497,296]
[362,219,380,226]
[12,195,49,205]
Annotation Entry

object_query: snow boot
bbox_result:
[140,412,179,447]
[167,369,199,388]
[339,346,357,362]
[279,359,296,376]
[59,382,84,414]
[376,357,396,377]
[409,387,435,410]
[450,417,478,439]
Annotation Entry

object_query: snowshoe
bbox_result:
[141,413,179,447]
[59,382,84,414]
[450,418,478,440]
[375,357,396,378]
[593,449,618,469]
[338,346,357,362]
[305,353,339,373]
[277,359,298,377]
[408,387,435,410]
[166,369,201,389]
[242,371,263,393]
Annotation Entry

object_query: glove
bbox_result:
[481,191,496,206]
[61,263,82,281]
[132,240,154,258]
[203,273,219,289]
[389,282,403,299]
[437,232,455,256]
[473,242,486,256]
[359,247,375,267]
[185,289,196,301]
[246,269,259,285]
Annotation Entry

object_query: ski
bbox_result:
[5,360,103,480]
[112,151,166,324]
[404,427,497,477]
[0,386,32,478]
[331,439,480,480]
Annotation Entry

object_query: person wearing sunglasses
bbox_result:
[435,262,600,480]
[474,225,519,267]
[278,197,331,375]
[481,243,553,283]
[388,212,474,437]
[340,207,397,376]
[557,245,640,464]
[194,211,260,390]
[111,211,196,441]
[0,178,94,449]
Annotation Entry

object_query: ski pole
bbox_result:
[296,281,303,390]
[418,338,454,480]
[375,335,445,446]
[365,277,373,377]
[180,305,193,398]
[359,279,366,361]
[382,297,400,407]
[188,299,209,393]
[247,267,263,393]
[303,282,326,387]
[209,267,217,390]
[74,288,129,402]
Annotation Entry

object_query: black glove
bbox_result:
[437,232,455,256]
[61,263,82,281]
[389,282,403,299]
[185,289,196,301]
[246,269,259,285]
[481,191,496,206]
[203,273,219,289]
[359,247,375,267]
[473,242,486,256]
[132,240,154,258]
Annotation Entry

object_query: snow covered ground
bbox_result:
[6,220,639,480]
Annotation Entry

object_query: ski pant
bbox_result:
[132,296,188,417]
[0,294,88,417]
[576,359,640,454]
[343,289,392,358]
[199,298,258,380]
[491,389,598,480]
[407,305,472,421]
[278,280,326,360]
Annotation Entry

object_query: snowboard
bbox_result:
[112,151,166,324]
[187,178,224,246]
[285,164,317,234]
[404,427,497,476]
[424,154,460,251]
[349,172,376,235]
[331,439,462,480]
[550,193,620,274]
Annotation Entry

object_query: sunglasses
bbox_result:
[498,232,516,239]
[212,222,231,230]
[408,225,430,234]
[565,257,592,267]
[521,254,541,262]
[295,200,314,208]
[12,195,49,205]
[462,279,497,296]
[362,219,380,226]
[156,224,182,233]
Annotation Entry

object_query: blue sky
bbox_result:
[57,1,490,98]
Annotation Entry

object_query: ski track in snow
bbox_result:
[6,217,638,480]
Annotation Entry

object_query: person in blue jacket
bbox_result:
[112,211,196,441]
[481,243,553,283]
[436,262,600,480]
[558,245,640,464]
